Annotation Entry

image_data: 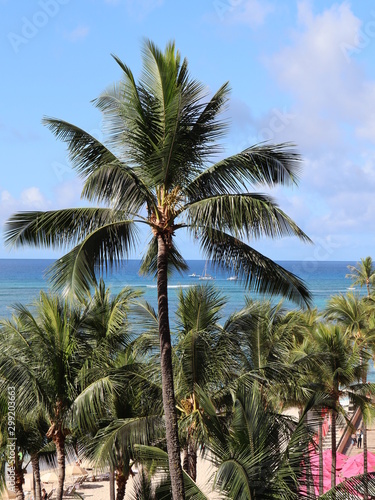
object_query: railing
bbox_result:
[337,407,361,454]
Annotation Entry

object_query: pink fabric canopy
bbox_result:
[310,449,348,473]
[340,451,375,478]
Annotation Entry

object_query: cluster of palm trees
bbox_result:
[2,39,375,499]
[2,263,375,499]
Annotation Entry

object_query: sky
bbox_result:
[1,0,375,262]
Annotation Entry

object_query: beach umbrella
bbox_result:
[41,470,59,483]
[340,452,375,478]
[310,449,348,473]
[65,464,88,477]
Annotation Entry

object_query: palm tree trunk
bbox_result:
[188,443,197,483]
[183,442,197,482]
[364,420,368,500]
[157,234,185,500]
[54,431,66,500]
[362,368,368,500]
[116,469,127,500]
[331,410,337,491]
[31,453,42,500]
[109,465,115,500]
[14,454,25,500]
[319,415,323,496]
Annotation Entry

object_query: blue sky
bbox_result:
[1,0,375,262]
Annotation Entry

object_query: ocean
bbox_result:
[1,258,373,381]
[0,259,364,319]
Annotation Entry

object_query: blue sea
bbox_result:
[1,259,374,381]
[0,259,364,319]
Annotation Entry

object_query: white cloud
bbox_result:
[123,0,164,19]
[0,187,51,228]
[245,2,375,258]
[54,178,83,207]
[64,25,89,42]
[266,2,375,148]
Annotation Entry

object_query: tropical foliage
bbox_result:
[5,39,315,500]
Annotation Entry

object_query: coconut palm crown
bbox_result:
[5,40,311,499]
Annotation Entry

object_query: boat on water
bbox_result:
[189,273,200,277]
[199,262,214,280]
[227,276,238,281]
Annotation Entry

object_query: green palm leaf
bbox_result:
[186,143,302,200]
[47,220,138,300]
[185,193,311,241]
[198,229,311,307]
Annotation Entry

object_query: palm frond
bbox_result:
[47,220,138,300]
[185,193,311,241]
[139,236,189,277]
[320,472,375,498]
[4,208,123,249]
[42,117,117,177]
[198,229,311,308]
[185,143,302,200]
[81,161,157,212]
[134,444,210,499]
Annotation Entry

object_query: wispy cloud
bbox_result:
[124,0,164,19]
[251,1,375,257]
[213,0,274,27]
[64,25,89,42]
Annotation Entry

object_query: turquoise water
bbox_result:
[0,259,364,318]
[1,259,373,381]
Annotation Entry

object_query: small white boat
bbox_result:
[199,262,214,280]
[189,273,200,277]
[227,276,238,281]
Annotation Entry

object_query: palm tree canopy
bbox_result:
[346,256,375,296]
[324,293,368,337]
[5,40,311,307]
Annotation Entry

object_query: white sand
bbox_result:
[21,454,221,500]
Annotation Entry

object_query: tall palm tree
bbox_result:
[174,284,244,481]
[0,286,138,500]
[310,323,363,491]
[324,292,375,500]
[5,40,312,499]
[0,295,88,500]
[346,257,375,297]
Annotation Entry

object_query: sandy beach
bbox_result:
[19,455,220,500]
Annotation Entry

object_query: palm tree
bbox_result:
[0,286,138,500]
[5,40,312,499]
[310,323,363,491]
[199,383,315,499]
[0,294,88,500]
[174,284,243,481]
[324,292,375,499]
[346,257,375,297]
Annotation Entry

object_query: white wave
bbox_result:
[146,284,192,289]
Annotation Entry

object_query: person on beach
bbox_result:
[351,432,357,446]
[357,428,363,448]
[42,488,48,500]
